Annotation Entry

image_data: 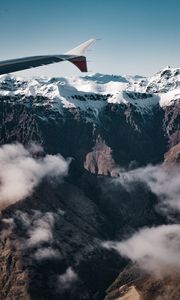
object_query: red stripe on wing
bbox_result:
[70,57,88,72]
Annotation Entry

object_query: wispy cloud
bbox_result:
[11,210,61,262]
[34,247,60,260]
[0,143,70,209]
[103,224,180,274]
[112,165,180,216]
[57,267,78,289]
[26,212,55,247]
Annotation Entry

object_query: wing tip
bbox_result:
[66,38,96,56]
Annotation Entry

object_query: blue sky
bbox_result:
[0,0,180,77]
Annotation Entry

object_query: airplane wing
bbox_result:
[0,38,96,75]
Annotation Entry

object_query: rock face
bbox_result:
[164,143,180,167]
[84,135,116,175]
[0,223,30,300]
[105,264,180,300]
[0,69,179,300]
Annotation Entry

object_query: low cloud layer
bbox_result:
[103,164,180,274]
[0,143,70,208]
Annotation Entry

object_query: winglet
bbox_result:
[69,57,88,72]
[66,38,96,56]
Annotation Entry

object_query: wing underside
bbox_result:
[0,55,87,74]
[0,39,96,75]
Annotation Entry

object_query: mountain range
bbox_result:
[0,67,179,300]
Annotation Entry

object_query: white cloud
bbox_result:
[103,224,180,274]
[58,267,78,289]
[34,247,60,260]
[27,142,43,155]
[0,143,70,208]
[2,218,14,225]
[113,165,180,216]
[26,212,55,247]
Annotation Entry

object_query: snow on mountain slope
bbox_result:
[160,88,180,107]
[0,67,179,117]
[146,67,180,93]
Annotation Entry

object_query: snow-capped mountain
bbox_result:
[0,67,179,118]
